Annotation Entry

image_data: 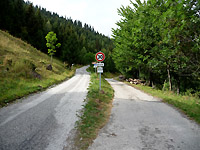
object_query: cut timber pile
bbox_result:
[126,78,145,85]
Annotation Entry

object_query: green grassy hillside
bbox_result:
[0,30,76,107]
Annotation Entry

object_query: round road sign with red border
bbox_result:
[95,52,105,62]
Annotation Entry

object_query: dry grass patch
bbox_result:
[0,30,77,106]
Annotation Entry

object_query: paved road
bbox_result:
[0,66,90,150]
[89,79,200,150]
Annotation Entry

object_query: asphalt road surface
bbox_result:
[0,66,90,150]
[89,79,200,150]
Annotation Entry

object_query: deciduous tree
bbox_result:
[45,31,61,64]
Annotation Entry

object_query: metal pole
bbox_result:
[99,72,101,91]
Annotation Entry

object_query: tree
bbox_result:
[45,31,61,64]
[112,0,200,93]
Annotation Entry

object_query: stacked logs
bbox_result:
[126,78,145,85]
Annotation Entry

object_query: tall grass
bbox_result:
[0,30,77,106]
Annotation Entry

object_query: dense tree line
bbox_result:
[0,0,115,70]
[112,0,200,94]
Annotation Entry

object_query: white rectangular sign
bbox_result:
[97,67,103,73]
[97,63,104,67]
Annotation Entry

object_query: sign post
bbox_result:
[100,72,101,90]
[95,52,105,91]
[92,62,97,73]
[93,64,97,73]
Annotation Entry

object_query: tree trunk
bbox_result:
[152,81,155,88]
[138,67,140,79]
[177,76,180,95]
[167,65,172,91]
[149,70,153,87]
[162,80,166,91]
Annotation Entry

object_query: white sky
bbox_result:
[24,0,135,37]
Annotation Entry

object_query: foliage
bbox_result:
[112,0,200,94]
[45,31,61,63]
[74,73,114,150]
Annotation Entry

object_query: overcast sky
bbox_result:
[24,0,135,37]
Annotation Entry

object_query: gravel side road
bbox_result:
[0,66,90,150]
[89,79,200,150]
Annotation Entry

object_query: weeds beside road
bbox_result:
[75,73,114,150]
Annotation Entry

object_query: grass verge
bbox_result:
[0,67,78,107]
[75,73,114,150]
[0,30,81,107]
[128,83,200,124]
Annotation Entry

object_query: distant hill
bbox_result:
[0,30,76,106]
[0,0,114,68]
